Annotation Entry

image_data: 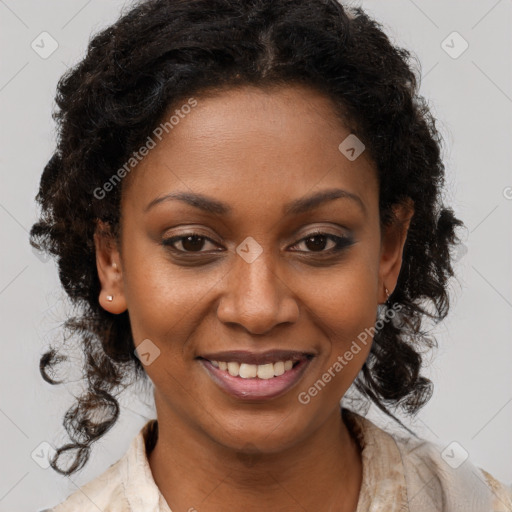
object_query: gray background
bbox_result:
[0,0,511,510]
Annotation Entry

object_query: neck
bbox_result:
[148,405,362,512]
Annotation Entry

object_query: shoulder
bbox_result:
[51,457,129,512]
[479,468,512,511]
[393,432,512,511]
[49,419,165,512]
[344,409,512,512]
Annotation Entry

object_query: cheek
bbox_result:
[120,235,220,346]
[293,259,378,389]
[331,270,378,364]
[326,319,375,388]
[295,256,378,335]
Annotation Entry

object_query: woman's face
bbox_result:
[96,84,412,453]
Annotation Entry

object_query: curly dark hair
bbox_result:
[30,0,465,476]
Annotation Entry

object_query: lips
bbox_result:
[197,349,314,401]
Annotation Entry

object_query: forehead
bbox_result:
[121,84,378,218]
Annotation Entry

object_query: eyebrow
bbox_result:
[144,188,366,216]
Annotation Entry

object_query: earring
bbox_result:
[106,295,114,302]
[377,286,390,323]
[112,262,118,270]
[382,286,390,306]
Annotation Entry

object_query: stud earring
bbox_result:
[106,295,114,302]
[112,262,118,270]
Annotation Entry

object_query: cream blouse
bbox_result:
[48,409,512,511]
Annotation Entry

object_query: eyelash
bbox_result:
[162,230,353,256]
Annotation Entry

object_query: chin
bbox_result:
[200,410,310,455]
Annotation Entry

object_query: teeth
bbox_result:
[227,362,240,376]
[210,359,297,379]
[239,363,258,378]
[273,361,285,376]
[257,363,274,379]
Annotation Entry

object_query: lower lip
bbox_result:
[199,358,312,401]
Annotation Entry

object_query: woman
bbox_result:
[31,0,511,510]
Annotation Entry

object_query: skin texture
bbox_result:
[94,84,414,511]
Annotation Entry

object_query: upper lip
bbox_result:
[198,350,314,365]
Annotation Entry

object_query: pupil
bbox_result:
[182,235,204,252]
[305,235,327,251]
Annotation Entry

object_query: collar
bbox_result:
[121,418,171,512]
[343,408,409,511]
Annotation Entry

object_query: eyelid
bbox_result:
[292,227,345,242]
[162,232,222,252]
[289,231,352,252]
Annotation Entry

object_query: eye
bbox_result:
[290,231,353,254]
[162,231,354,255]
[162,233,222,253]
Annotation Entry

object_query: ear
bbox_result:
[378,198,415,304]
[94,220,127,314]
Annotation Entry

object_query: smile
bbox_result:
[209,359,295,379]
[198,350,314,401]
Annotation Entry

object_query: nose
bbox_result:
[216,250,300,335]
